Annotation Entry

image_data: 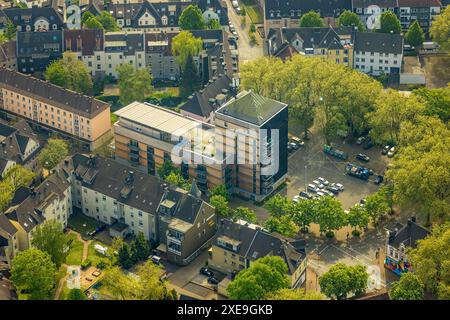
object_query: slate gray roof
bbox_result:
[216,90,287,126]
[64,29,104,55]
[265,0,351,19]
[16,30,63,58]
[105,32,144,55]
[354,32,403,54]
[0,214,17,237]
[388,218,430,249]
[2,7,64,30]
[0,68,110,118]
[216,219,306,275]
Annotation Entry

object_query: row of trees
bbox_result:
[178,4,221,31]
[263,191,389,238]
[209,185,257,223]
[113,233,150,269]
[81,11,119,32]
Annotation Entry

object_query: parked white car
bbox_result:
[232,0,239,8]
[317,177,329,186]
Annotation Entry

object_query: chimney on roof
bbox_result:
[411,216,416,223]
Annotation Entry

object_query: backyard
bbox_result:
[67,211,104,240]
[241,0,264,24]
[65,233,84,266]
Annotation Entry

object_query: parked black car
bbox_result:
[374,175,384,184]
[200,267,214,278]
[208,277,219,285]
[356,153,370,162]
[327,186,340,194]
[299,191,312,199]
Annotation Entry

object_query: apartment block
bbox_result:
[62,153,217,265]
[398,0,442,32]
[209,219,308,291]
[0,68,111,151]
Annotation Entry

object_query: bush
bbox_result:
[352,230,361,237]
[325,231,335,238]
[81,260,92,270]
[97,261,107,270]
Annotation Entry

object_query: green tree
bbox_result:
[319,263,369,300]
[171,31,203,66]
[227,256,290,300]
[413,86,450,122]
[0,180,14,212]
[264,194,290,218]
[386,116,450,223]
[299,11,324,27]
[84,16,104,30]
[179,5,206,30]
[312,196,347,237]
[4,21,17,40]
[409,223,450,299]
[347,205,369,235]
[379,11,401,34]
[44,52,93,94]
[291,199,316,233]
[117,64,153,105]
[37,138,69,170]
[364,191,388,225]
[210,195,229,217]
[97,11,119,31]
[207,19,221,30]
[230,207,257,223]
[265,288,325,300]
[132,232,150,262]
[10,248,56,300]
[264,215,299,238]
[165,171,190,190]
[338,10,365,31]
[209,184,229,200]
[3,165,35,190]
[179,53,202,97]
[405,20,425,47]
[117,242,134,269]
[67,288,88,300]
[157,160,177,179]
[389,273,424,300]
[367,89,425,145]
[430,7,450,50]
[31,220,69,268]
[81,12,95,26]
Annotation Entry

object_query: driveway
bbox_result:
[225,0,263,63]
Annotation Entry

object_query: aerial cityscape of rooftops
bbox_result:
[0,0,448,304]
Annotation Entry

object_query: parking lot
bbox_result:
[284,130,390,210]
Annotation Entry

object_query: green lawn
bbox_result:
[65,233,84,266]
[245,5,264,24]
[87,241,113,268]
[68,213,103,240]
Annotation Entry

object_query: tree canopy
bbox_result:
[10,248,57,300]
[37,138,69,170]
[389,273,424,300]
[31,220,69,268]
[413,86,450,123]
[171,31,203,67]
[379,11,401,34]
[319,263,369,300]
[405,20,425,47]
[3,165,35,190]
[430,7,450,51]
[338,10,365,31]
[117,64,153,106]
[179,5,206,30]
[44,52,93,94]
[265,288,325,300]
[227,256,290,300]
[299,11,324,27]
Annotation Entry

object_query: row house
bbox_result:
[209,219,307,295]
[1,6,64,32]
[0,171,71,265]
[0,67,112,151]
[63,153,217,265]
[266,26,354,67]
[114,89,288,202]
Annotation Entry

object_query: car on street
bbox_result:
[316,191,325,197]
[317,177,329,186]
[356,136,367,145]
[374,175,384,184]
[235,7,241,14]
[327,186,340,194]
[382,145,391,155]
[290,136,305,147]
[312,180,324,189]
[287,144,293,153]
[293,195,300,202]
[299,191,312,199]
[289,142,299,150]
[331,183,344,191]
[356,153,370,162]
[208,277,219,285]
[200,267,214,278]
[387,147,396,158]
[321,189,334,197]
[307,184,319,193]
[149,255,161,265]
[232,0,238,8]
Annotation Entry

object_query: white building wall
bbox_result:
[354,51,402,75]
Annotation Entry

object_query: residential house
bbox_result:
[2,6,64,32]
[62,153,217,265]
[351,0,399,27]
[0,119,42,176]
[353,31,403,75]
[398,0,441,32]
[266,26,354,66]
[0,68,112,151]
[261,0,352,35]
[209,219,307,290]
[385,216,430,276]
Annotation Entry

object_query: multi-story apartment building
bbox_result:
[398,0,441,32]
[353,31,403,75]
[214,90,288,201]
[63,153,217,265]
[0,68,112,151]
[114,90,288,202]
[261,0,352,35]
[0,119,42,176]
[209,219,307,290]
[2,6,64,32]
[385,217,429,276]
[352,0,398,27]
[113,101,232,193]
[0,170,71,265]
[266,27,354,66]
[145,31,180,81]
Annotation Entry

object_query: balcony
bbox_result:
[128,143,139,151]
[167,243,181,256]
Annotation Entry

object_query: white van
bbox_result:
[149,255,161,265]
